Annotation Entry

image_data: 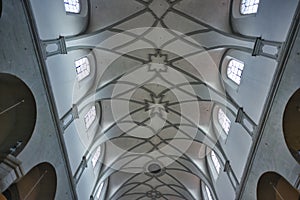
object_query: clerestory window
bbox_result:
[240,0,260,15]
[75,57,90,81]
[84,106,96,129]
[227,59,244,85]
[96,182,104,199]
[64,0,81,13]
[91,146,101,168]
[211,151,221,174]
[205,185,213,200]
[218,109,231,135]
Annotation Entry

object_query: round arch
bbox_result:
[283,88,300,164]
[257,171,300,200]
[0,73,36,157]
[2,162,57,200]
[0,194,6,200]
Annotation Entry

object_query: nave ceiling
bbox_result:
[25,0,299,199]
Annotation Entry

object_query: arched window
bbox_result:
[96,182,104,200]
[240,0,260,15]
[218,109,231,135]
[75,57,90,81]
[227,59,244,85]
[91,146,101,168]
[205,185,213,200]
[84,105,96,129]
[64,0,80,13]
[211,151,221,174]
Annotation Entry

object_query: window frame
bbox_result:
[84,105,96,130]
[205,185,213,200]
[226,59,244,85]
[217,108,231,135]
[240,0,260,15]
[75,57,90,81]
[64,0,81,14]
[211,151,221,175]
[95,182,104,200]
[91,146,101,168]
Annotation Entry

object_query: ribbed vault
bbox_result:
[65,0,265,199]
[25,0,296,199]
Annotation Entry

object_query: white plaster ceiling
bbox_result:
[28,0,299,199]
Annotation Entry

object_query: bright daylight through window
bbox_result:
[211,151,221,174]
[64,0,80,13]
[96,182,104,199]
[227,59,244,85]
[84,106,96,129]
[91,146,101,168]
[75,57,90,81]
[240,0,260,15]
[205,185,213,200]
[218,109,231,135]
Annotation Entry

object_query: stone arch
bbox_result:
[0,73,37,157]
[283,88,300,164]
[2,162,57,200]
[257,171,300,200]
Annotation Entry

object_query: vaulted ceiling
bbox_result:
[27,0,299,199]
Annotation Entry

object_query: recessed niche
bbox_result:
[3,162,57,200]
[257,172,299,200]
[0,73,37,156]
[283,88,300,164]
